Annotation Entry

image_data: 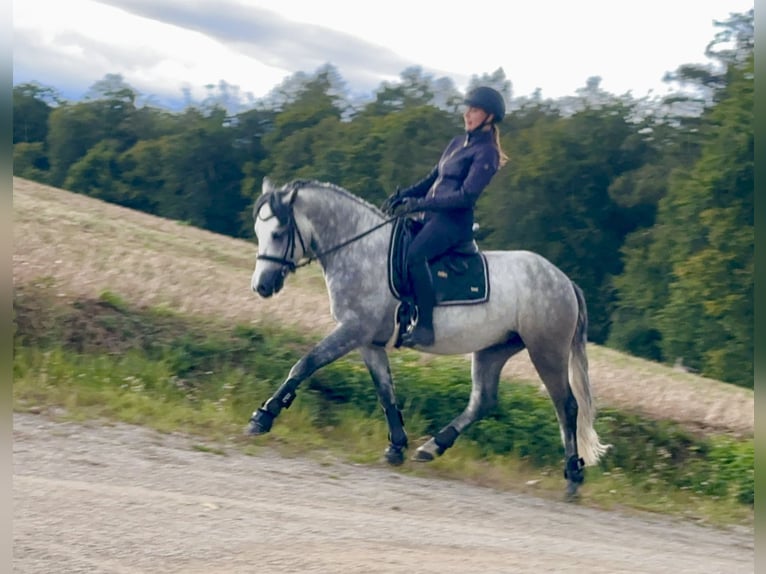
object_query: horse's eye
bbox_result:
[271,229,286,240]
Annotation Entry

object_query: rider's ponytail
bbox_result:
[493,125,509,168]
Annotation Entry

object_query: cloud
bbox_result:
[96,0,414,93]
[16,0,752,108]
[13,0,422,106]
[13,28,125,100]
[15,26,193,104]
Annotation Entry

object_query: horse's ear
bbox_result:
[261,177,275,195]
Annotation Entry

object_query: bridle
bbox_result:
[254,190,397,275]
[254,192,308,274]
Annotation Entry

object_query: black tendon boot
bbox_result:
[402,261,435,347]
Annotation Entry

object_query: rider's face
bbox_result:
[463,106,491,131]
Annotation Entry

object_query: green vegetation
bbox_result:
[13,284,753,527]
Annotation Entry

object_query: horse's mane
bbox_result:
[286,179,383,216]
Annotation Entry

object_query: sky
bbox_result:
[13,0,754,109]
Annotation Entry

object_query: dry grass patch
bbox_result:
[13,177,334,332]
[13,177,753,437]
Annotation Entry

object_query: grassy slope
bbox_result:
[12,177,753,438]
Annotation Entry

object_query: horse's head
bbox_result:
[251,178,308,297]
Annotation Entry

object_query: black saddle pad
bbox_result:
[388,217,489,306]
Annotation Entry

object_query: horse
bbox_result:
[248,177,609,499]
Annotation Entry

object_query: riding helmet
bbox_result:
[464,86,506,123]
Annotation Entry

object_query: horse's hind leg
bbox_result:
[360,345,408,465]
[413,338,524,462]
[526,345,583,500]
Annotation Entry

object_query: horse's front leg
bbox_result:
[359,345,408,465]
[248,323,365,435]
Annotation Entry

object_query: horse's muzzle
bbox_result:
[254,269,286,298]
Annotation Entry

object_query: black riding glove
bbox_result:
[392,197,425,216]
[382,189,405,215]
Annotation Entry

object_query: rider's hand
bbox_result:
[392,197,424,216]
[382,189,404,215]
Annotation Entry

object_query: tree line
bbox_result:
[13,11,753,388]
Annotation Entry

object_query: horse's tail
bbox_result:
[569,281,610,466]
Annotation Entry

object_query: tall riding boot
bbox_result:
[402,261,435,347]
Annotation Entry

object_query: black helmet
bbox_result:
[464,86,505,123]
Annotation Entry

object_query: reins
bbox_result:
[255,190,398,272]
[297,216,397,268]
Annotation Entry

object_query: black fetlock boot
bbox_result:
[402,262,435,347]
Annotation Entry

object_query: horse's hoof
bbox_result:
[247,408,274,435]
[563,456,585,484]
[564,482,581,502]
[384,445,406,466]
[412,437,441,462]
[411,449,435,462]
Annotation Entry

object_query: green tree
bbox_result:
[115,138,168,213]
[83,73,141,150]
[13,82,59,144]
[609,12,753,385]
[47,102,106,186]
[263,71,344,182]
[128,105,185,141]
[373,105,458,199]
[63,140,124,203]
[655,55,753,386]
[13,142,50,182]
[231,107,277,235]
[154,106,246,236]
[46,75,141,187]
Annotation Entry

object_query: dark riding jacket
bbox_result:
[400,129,500,240]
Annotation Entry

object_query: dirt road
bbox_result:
[13,413,753,574]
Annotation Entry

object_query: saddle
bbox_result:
[388,218,489,346]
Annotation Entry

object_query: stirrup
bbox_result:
[401,324,434,347]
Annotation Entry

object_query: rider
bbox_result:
[383,86,508,347]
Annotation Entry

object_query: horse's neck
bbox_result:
[300,188,387,271]
[301,189,380,246]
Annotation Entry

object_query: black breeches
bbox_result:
[406,219,464,268]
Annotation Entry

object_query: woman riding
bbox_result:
[383,86,509,347]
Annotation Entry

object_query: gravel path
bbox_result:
[13,413,753,574]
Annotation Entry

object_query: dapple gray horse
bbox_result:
[249,178,609,498]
